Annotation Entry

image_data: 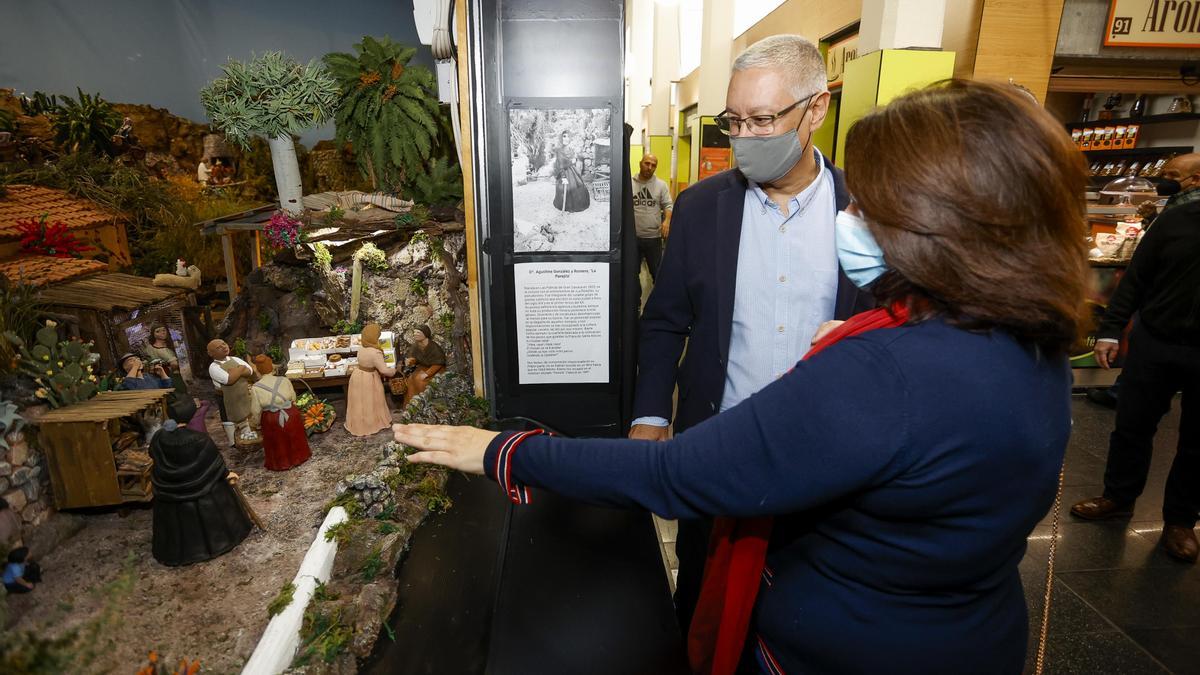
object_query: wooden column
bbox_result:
[458,0,485,396]
[972,0,1067,103]
[251,230,263,270]
[221,230,238,304]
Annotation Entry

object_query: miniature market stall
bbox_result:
[286,330,397,393]
[37,389,171,509]
[195,203,276,305]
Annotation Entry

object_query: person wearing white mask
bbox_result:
[626,34,875,632]
[393,80,1088,675]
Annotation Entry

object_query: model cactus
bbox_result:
[5,320,99,408]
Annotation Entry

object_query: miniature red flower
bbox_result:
[17,213,94,258]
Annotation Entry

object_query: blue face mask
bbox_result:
[835,210,887,288]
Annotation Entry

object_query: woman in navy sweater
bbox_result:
[395,81,1090,674]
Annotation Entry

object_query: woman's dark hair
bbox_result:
[7,546,29,563]
[844,79,1090,355]
[149,322,171,346]
[417,325,433,340]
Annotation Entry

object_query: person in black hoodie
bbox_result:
[149,396,253,566]
[1072,153,1200,563]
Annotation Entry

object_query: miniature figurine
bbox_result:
[207,339,256,446]
[197,158,211,186]
[116,353,172,390]
[249,354,311,471]
[142,322,187,394]
[176,259,189,276]
[344,323,395,436]
[148,396,253,566]
[400,325,447,407]
[2,546,41,594]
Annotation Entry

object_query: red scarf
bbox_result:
[687,303,910,675]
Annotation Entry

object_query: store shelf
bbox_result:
[1083,146,1193,158]
[1067,112,1200,131]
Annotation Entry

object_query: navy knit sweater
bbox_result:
[484,319,1068,674]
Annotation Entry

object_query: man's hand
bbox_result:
[812,320,846,345]
[1095,341,1120,369]
[152,364,168,378]
[629,424,670,442]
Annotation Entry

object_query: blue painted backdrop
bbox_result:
[0,0,432,145]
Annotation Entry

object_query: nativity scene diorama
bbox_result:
[0,27,486,673]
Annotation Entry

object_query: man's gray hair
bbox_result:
[732,34,828,99]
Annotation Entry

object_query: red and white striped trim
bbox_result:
[761,564,775,587]
[756,634,786,675]
[494,429,545,504]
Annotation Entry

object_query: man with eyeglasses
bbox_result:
[628,35,873,633]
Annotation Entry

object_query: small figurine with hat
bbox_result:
[116,353,172,391]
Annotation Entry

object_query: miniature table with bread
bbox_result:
[285,332,397,396]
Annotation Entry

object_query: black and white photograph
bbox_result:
[509,107,612,252]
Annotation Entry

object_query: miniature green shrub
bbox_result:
[294,583,351,666]
[359,547,385,582]
[408,277,427,296]
[407,157,463,207]
[312,242,333,272]
[354,242,388,273]
[267,582,296,618]
[0,277,45,374]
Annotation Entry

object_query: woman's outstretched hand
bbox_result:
[392,423,499,475]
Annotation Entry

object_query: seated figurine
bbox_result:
[400,325,447,407]
[2,546,42,594]
[117,353,172,391]
[149,396,253,566]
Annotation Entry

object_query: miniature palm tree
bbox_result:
[323,36,444,193]
[51,88,121,155]
[200,52,339,214]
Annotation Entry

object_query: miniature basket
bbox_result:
[389,377,406,397]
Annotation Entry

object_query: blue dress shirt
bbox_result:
[634,150,838,425]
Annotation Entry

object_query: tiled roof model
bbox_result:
[0,255,108,287]
[0,184,121,240]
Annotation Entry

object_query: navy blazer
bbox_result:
[633,155,874,432]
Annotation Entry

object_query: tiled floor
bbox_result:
[651,395,1197,674]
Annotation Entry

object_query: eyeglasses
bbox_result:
[714,93,817,136]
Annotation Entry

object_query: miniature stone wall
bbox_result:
[1,405,54,529]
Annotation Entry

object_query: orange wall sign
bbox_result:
[698,147,731,182]
[1105,0,1200,47]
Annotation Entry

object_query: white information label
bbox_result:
[514,262,609,384]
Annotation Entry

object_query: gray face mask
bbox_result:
[729,96,814,184]
[731,130,806,184]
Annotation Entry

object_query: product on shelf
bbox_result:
[1123,124,1139,149]
[1081,128,1095,150]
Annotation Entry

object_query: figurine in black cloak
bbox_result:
[149,396,253,566]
